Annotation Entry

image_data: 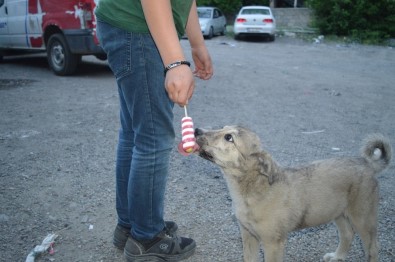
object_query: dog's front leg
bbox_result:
[240,224,260,262]
[261,237,286,262]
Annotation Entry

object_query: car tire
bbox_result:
[269,34,276,42]
[220,25,226,36]
[47,33,81,76]
[95,53,107,61]
[207,27,214,39]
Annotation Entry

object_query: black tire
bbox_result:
[95,53,107,61]
[220,25,226,36]
[207,27,214,39]
[47,33,81,76]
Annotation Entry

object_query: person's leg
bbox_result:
[97,21,195,261]
[96,19,174,239]
[116,81,178,234]
[96,19,138,231]
[119,32,175,240]
[115,92,135,229]
[113,75,179,246]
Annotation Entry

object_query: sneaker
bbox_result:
[124,229,196,262]
[113,221,178,250]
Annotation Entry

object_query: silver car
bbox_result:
[233,6,276,41]
[197,7,227,39]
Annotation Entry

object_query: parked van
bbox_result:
[0,0,105,75]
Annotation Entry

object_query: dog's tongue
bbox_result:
[178,141,200,156]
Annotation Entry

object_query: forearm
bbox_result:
[185,1,213,80]
[141,0,186,65]
[185,1,205,48]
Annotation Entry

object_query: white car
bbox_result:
[197,7,227,39]
[233,6,276,41]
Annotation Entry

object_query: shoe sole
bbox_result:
[124,247,195,262]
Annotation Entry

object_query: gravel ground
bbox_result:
[0,35,394,262]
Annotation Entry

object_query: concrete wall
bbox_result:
[272,8,314,30]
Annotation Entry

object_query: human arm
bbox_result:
[185,1,213,80]
[141,0,195,106]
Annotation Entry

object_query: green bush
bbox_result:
[306,0,395,43]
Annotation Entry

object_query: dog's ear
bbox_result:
[251,152,274,185]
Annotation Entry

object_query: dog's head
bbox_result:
[195,126,276,183]
[195,126,261,167]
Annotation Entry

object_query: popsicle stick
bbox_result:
[184,105,188,117]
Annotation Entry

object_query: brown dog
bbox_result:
[195,126,391,262]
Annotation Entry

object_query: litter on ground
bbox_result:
[26,233,58,262]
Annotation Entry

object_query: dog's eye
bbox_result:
[224,134,233,142]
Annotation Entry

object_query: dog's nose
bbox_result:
[195,128,203,137]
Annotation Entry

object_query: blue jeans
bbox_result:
[96,20,175,240]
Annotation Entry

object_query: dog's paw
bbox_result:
[323,252,345,262]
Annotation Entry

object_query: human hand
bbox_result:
[191,46,213,80]
[165,65,195,107]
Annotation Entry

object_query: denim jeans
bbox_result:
[96,20,175,240]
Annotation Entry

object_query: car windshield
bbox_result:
[241,9,270,15]
[198,9,212,19]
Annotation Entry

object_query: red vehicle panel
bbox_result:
[0,0,105,75]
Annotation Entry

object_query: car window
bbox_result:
[198,9,212,19]
[214,9,219,18]
[241,9,270,15]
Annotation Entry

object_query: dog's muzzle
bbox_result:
[199,150,214,162]
[195,128,215,162]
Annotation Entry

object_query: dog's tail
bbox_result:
[361,134,392,173]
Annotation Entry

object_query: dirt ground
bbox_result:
[0,35,394,262]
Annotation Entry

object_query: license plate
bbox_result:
[247,28,261,32]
